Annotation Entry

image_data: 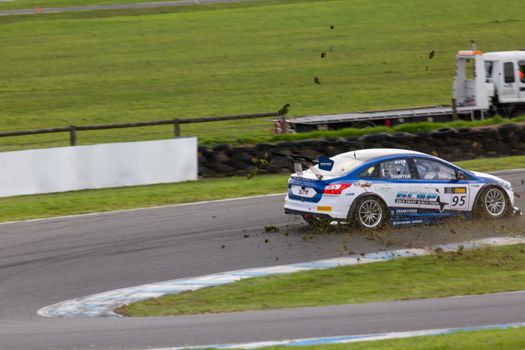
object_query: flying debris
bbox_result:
[278,103,290,115]
[264,225,279,233]
[428,50,435,59]
[314,76,321,85]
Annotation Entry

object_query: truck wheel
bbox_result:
[512,106,525,118]
[352,121,375,129]
[499,105,519,118]
[476,186,509,219]
[353,196,387,230]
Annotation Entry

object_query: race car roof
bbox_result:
[336,148,426,162]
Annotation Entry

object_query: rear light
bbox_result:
[323,183,351,195]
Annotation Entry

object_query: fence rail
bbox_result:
[0,111,283,146]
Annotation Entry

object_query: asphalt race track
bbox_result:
[0,169,524,350]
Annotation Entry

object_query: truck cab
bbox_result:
[454,50,525,117]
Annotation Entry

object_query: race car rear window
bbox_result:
[315,155,363,177]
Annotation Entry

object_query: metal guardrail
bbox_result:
[0,111,283,146]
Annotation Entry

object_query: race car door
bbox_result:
[369,157,429,225]
[411,157,470,217]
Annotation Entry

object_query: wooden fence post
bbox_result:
[173,119,181,137]
[70,126,77,146]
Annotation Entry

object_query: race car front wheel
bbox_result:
[477,186,508,219]
[353,196,387,230]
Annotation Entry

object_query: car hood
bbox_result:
[471,171,512,188]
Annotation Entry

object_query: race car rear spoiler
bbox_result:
[271,152,331,179]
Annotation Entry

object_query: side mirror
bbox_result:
[456,171,466,181]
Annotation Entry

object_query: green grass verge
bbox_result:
[1,155,525,223]
[457,155,525,173]
[270,117,525,144]
[264,327,525,350]
[1,0,524,150]
[118,244,525,317]
[0,174,286,222]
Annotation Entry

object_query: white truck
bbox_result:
[287,49,525,132]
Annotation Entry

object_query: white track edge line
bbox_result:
[152,322,525,349]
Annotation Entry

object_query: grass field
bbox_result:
[118,243,525,316]
[1,0,524,150]
[1,155,524,223]
[264,327,525,350]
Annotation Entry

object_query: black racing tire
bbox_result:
[475,186,510,219]
[352,196,388,230]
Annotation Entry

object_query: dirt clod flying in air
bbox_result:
[278,103,290,115]
[264,225,279,233]
[247,153,272,179]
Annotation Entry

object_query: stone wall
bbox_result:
[198,123,525,178]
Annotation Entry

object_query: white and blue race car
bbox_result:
[284,148,520,229]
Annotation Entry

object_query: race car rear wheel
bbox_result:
[354,196,387,230]
[477,186,509,219]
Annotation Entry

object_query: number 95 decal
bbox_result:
[451,195,467,208]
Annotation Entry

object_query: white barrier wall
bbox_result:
[0,138,198,198]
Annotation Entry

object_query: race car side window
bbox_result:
[377,158,412,179]
[413,158,456,180]
[358,163,380,178]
